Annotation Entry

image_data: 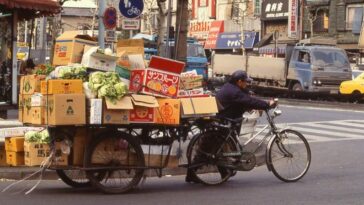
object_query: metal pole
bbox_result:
[12,11,18,105]
[165,0,173,58]
[98,0,106,49]
[240,0,246,56]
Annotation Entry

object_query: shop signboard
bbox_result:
[288,0,298,38]
[261,0,289,20]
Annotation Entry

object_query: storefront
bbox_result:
[0,0,59,111]
[213,31,259,54]
[261,0,289,40]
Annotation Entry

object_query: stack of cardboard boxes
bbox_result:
[5,137,25,166]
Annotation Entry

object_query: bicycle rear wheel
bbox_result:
[85,130,145,194]
[268,129,311,182]
[187,131,239,185]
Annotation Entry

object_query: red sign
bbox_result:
[129,68,180,98]
[204,20,224,49]
[104,7,117,29]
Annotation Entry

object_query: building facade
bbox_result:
[302,0,364,60]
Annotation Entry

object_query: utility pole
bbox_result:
[174,0,188,62]
[98,0,106,49]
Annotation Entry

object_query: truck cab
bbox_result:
[287,45,352,93]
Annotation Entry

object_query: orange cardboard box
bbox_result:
[154,98,180,125]
[6,151,24,166]
[41,79,83,95]
[5,137,25,152]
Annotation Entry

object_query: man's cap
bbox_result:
[230,70,253,83]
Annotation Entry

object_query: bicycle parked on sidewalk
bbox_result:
[187,100,312,185]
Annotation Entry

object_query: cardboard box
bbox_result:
[18,94,24,122]
[129,95,159,123]
[5,137,25,152]
[155,98,180,125]
[6,151,24,166]
[0,149,7,166]
[30,93,46,107]
[149,56,185,74]
[177,88,209,98]
[22,94,33,124]
[24,142,50,166]
[129,68,180,98]
[72,128,88,166]
[81,46,118,72]
[180,97,218,118]
[180,75,203,90]
[31,107,46,125]
[141,145,178,168]
[41,79,83,95]
[89,99,103,124]
[20,75,46,94]
[91,138,137,165]
[116,39,145,60]
[24,141,69,166]
[102,97,133,124]
[53,31,97,66]
[46,94,86,125]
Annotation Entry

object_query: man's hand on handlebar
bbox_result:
[268,99,278,108]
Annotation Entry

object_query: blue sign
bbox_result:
[215,32,259,49]
[119,0,144,19]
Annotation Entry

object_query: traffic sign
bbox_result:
[106,30,116,42]
[122,18,140,30]
[119,0,144,19]
[103,7,117,29]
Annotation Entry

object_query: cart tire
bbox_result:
[85,130,145,194]
[56,169,91,188]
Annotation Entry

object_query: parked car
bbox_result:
[339,72,364,100]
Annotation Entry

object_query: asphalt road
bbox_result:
[1,104,364,205]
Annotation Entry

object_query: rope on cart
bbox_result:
[1,151,54,195]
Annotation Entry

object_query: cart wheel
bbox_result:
[56,169,91,188]
[85,130,145,194]
[56,169,106,188]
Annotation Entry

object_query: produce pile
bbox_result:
[50,65,88,82]
[24,130,50,144]
[88,71,128,102]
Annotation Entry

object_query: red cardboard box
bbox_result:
[149,56,185,74]
[129,95,159,123]
[129,68,180,98]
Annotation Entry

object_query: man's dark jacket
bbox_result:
[216,82,269,119]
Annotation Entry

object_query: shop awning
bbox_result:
[215,31,259,50]
[0,0,60,16]
[259,44,286,55]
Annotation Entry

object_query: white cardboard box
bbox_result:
[89,99,103,124]
[82,46,118,72]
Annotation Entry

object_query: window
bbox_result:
[254,0,261,15]
[313,11,329,32]
[346,4,364,31]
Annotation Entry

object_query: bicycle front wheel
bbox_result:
[268,129,311,182]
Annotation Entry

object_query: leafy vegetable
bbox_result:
[56,65,88,81]
[34,64,55,75]
[24,130,50,144]
[88,71,128,101]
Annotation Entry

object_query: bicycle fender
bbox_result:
[265,134,276,172]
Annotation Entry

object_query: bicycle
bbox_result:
[187,100,311,185]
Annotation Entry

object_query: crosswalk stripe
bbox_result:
[286,126,364,139]
[255,128,335,142]
[293,123,364,136]
[326,121,364,129]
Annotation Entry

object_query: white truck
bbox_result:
[212,40,352,94]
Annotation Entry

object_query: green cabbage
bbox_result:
[88,71,128,100]
[24,130,50,144]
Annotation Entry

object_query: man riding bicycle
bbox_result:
[186,70,276,183]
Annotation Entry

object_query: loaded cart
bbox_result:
[6,55,218,194]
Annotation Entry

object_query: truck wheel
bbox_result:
[292,83,303,92]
